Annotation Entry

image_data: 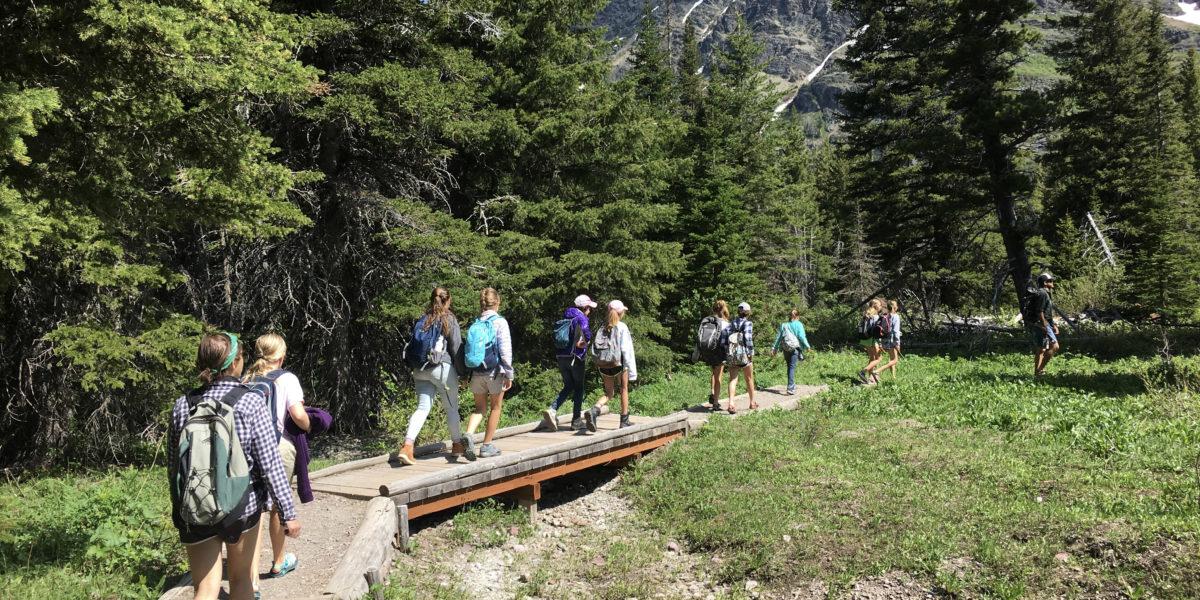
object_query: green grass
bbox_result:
[624,349,1200,597]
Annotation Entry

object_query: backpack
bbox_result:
[857,315,876,340]
[1020,286,1043,327]
[464,314,501,373]
[696,316,724,360]
[173,386,254,528]
[553,318,580,353]
[874,313,893,340]
[781,324,802,352]
[591,325,623,369]
[726,320,751,367]
[246,369,286,442]
[405,315,446,370]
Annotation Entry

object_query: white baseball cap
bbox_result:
[574,294,598,309]
[609,299,628,313]
[737,302,751,312]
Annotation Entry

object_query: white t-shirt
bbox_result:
[271,371,305,441]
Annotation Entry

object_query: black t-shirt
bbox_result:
[1033,288,1055,326]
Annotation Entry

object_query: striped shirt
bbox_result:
[168,377,298,528]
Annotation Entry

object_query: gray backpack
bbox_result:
[173,386,254,527]
[591,325,623,369]
[781,325,802,352]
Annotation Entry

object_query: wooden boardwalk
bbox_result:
[159,384,826,600]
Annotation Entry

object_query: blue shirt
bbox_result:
[773,320,811,352]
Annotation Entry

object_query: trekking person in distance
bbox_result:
[463,287,513,459]
[169,332,300,600]
[243,333,310,589]
[584,300,638,431]
[695,299,731,411]
[724,302,757,414]
[770,308,812,395]
[1028,272,1059,377]
[541,294,597,432]
[397,287,466,464]
[871,300,902,381]
[857,298,885,385]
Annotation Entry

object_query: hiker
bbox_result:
[583,299,638,431]
[243,333,310,591]
[542,294,597,432]
[169,332,300,600]
[871,300,902,380]
[398,287,466,464]
[1028,272,1059,376]
[724,302,757,414]
[771,309,812,395]
[857,298,885,385]
[463,287,513,459]
[694,299,731,411]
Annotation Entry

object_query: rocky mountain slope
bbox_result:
[596,0,1200,123]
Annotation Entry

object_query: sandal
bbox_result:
[270,553,298,578]
[749,403,760,410]
[727,403,737,415]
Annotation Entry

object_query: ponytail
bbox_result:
[245,332,286,380]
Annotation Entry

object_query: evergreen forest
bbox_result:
[2,0,1200,468]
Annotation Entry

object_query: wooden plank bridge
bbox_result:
[160,384,827,600]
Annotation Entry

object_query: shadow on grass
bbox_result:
[957,370,1146,398]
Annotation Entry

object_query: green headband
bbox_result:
[217,332,239,373]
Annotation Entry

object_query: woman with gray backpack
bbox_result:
[724,302,758,414]
[168,332,301,600]
[397,287,466,465]
[770,309,812,395]
[583,300,638,431]
[694,299,731,411]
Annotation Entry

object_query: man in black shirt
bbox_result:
[1030,272,1059,376]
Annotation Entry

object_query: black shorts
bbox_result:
[179,511,262,545]
[598,366,626,378]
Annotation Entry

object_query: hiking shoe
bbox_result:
[397,441,416,466]
[450,441,465,455]
[708,394,722,411]
[540,408,557,431]
[857,370,869,384]
[270,553,298,578]
[479,443,501,458]
[462,435,477,461]
[619,414,633,429]
[571,417,584,431]
[584,407,600,432]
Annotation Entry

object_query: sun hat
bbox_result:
[737,302,751,313]
[574,294,598,309]
[609,299,628,313]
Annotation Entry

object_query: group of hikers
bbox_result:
[167,274,1063,599]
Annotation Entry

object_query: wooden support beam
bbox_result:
[510,482,540,523]
[396,503,411,554]
[364,567,384,600]
[323,497,399,600]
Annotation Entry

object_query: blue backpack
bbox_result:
[246,369,286,442]
[464,314,501,372]
[405,315,445,370]
[553,318,578,352]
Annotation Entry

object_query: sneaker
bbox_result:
[857,370,869,384]
[270,553,298,578]
[584,407,600,432]
[785,388,796,395]
[619,414,633,429]
[396,441,416,466]
[540,408,557,431]
[450,441,465,455]
[479,443,501,458]
[571,417,584,431]
[462,435,477,461]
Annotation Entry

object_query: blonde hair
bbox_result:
[246,333,286,379]
[607,305,624,328]
[712,299,729,321]
[889,299,900,314]
[197,332,243,384]
[789,308,800,320]
[864,298,883,317]
[480,287,500,312]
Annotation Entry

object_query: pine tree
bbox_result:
[628,1,675,107]
[1048,0,1200,315]
[1178,49,1200,180]
[839,0,1045,307]
[676,19,705,122]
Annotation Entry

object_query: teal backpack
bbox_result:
[173,386,254,527]
[464,314,502,372]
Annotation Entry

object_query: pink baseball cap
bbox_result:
[609,299,628,313]
[574,294,598,309]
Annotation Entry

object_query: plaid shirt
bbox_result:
[168,377,298,527]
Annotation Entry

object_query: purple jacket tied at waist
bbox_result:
[556,306,592,360]
[285,407,332,503]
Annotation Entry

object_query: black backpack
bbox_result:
[1020,287,1043,327]
[874,313,893,340]
[857,316,875,340]
[697,316,724,358]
